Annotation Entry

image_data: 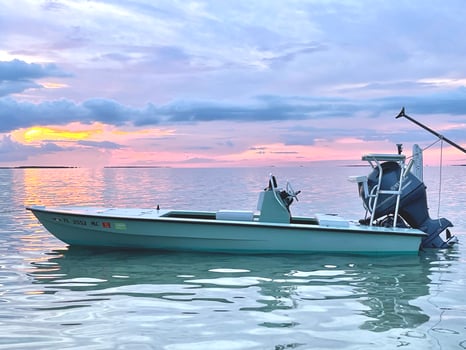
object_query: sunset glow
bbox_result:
[22,126,96,143]
[1,1,465,167]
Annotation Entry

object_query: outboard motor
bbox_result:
[361,160,454,249]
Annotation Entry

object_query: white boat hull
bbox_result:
[27,206,425,254]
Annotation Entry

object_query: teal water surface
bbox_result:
[1,166,465,349]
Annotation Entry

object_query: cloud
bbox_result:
[0,59,70,81]
[0,59,71,97]
[0,133,126,163]
[249,146,266,154]
[393,87,466,117]
[0,134,65,162]
[180,157,217,164]
[270,151,299,154]
[41,142,64,152]
[0,80,42,97]
[40,1,68,12]
[0,135,32,161]
[2,87,466,135]
[0,97,157,132]
[77,140,124,149]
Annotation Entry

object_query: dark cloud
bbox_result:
[186,145,213,151]
[0,135,65,162]
[41,142,64,152]
[81,99,138,125]
[250,146,266,154]
[393,87,466,116]
[138,96,351,125]
[0,80,42,96]
[217,140,234,148]
[139,90,466,126]
[0,135,33,161]
[0,134,125,163]
[0,59,71,97]
[77,140,125,149]
[270,151,299,154]
[0,97,159,132]
[1,88,466,136]
[0,59,70,81]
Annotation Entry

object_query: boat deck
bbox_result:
[28,205,333,225]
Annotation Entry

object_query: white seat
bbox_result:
[348,175,369,199]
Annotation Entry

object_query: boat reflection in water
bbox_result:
[28,247,449,339]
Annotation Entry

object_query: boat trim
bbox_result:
[27,205,427,238]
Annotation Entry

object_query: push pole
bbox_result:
[396,107,466,154]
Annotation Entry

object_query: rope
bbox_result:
[405,138,441,162]
[423,138,442,152]
[403,137,445,219]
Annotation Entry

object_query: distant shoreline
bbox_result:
[103,166,168,169]
[0,165,168,169]
[0,166,78,169]
[0,164,465,169]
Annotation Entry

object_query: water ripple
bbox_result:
[1,167,466,349]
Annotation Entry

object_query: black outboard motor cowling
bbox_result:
[362,161,453,248]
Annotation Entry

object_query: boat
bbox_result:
[27,109,460,254]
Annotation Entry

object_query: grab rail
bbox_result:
[361,154,406,227]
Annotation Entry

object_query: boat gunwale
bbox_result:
[26,205,427,238]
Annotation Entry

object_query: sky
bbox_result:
[1,0,466,168]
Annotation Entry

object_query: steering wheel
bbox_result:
[286,181,300,201]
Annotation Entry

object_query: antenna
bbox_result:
[396,107,466,153]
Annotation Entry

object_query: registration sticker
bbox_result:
[114,223,127,230]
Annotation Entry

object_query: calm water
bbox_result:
[1,166,465,349]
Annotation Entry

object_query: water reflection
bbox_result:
[3,166,464,349]
[27,248,438,334]
[19,168,107,207]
